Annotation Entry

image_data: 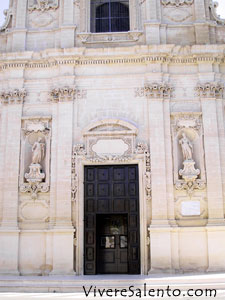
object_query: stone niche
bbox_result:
[171,112,207,223]
[19,116,51,225]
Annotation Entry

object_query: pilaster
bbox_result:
[194,0,209,44]
[197,82,224,223]
[0,89,26,275]
[146,82,173,273]
[144,0,160,45]
[61,0,75,48]
[12,0,27,51]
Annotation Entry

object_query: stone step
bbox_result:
[0,273,225,293]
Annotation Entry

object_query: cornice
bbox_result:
[0,46,225,69]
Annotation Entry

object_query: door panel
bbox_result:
[84,165,140,275]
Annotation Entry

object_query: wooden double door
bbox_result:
[84,165,140,275]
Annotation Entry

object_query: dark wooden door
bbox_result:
[96,214,128,274]
[84,165,140,275]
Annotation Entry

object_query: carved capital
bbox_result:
[28,0,59,12]
[196,82,224,99]
[135,83,173,99]
[50,87,87,102]
[0,89,27,105]
[161,0,194,6]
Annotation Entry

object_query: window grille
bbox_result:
[91,0,130,33]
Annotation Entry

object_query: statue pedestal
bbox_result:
[179,160,200,183]
[25,163,45,183]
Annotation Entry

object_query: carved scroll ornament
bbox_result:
[209,0,225,25]
[50,87,87,102]
[135,83,173,99]
[196,82,224,98]
[0,9,13,31]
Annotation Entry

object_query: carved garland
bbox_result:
[0,9,13,32]
[71,143,152,203]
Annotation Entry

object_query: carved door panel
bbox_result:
[84,165,140,275]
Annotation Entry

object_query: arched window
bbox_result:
[91,0,130,33]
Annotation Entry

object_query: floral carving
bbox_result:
[0,89,27,104]
[161,0,194,6]
[0,9,13,32]
[50,87,87,102]
[196,82,224,98]
[135,83,173,99]
[28,0,59,12]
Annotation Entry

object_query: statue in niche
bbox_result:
[32,137,45,164]
[179,133,193,161]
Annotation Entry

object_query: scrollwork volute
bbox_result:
[0,9,13,32]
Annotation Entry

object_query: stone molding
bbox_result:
[28,0,59,12]
[19,116,51,200]
[0,9,13,32]
[135,83,173,99]
[0,89,27,104]
[161,0,194,6]
[77,31,143,44]
[2,52,225,70]
[50,87,87,102]
[209,0,225,25]
[72,142,151,202]
[196,82,224,99]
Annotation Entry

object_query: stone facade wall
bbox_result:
[0,0,225,276]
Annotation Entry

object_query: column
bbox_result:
[0,92,24,275]
[144,0,160,45]
[12,0,27,51]
[147,83,173,273]
[61,0,75,48]
[49,88,75,275]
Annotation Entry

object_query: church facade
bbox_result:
[0,0,225,276]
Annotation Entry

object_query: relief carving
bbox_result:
[50,87,87,102]
[135,83,173,99]
[28,0,59,12]
[196,82,224,98]
[161,0,194,6]
[0,89,27,104]
[209,0,225,25]
[20,117,51,200]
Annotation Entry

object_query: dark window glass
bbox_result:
[91,0,130,33]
